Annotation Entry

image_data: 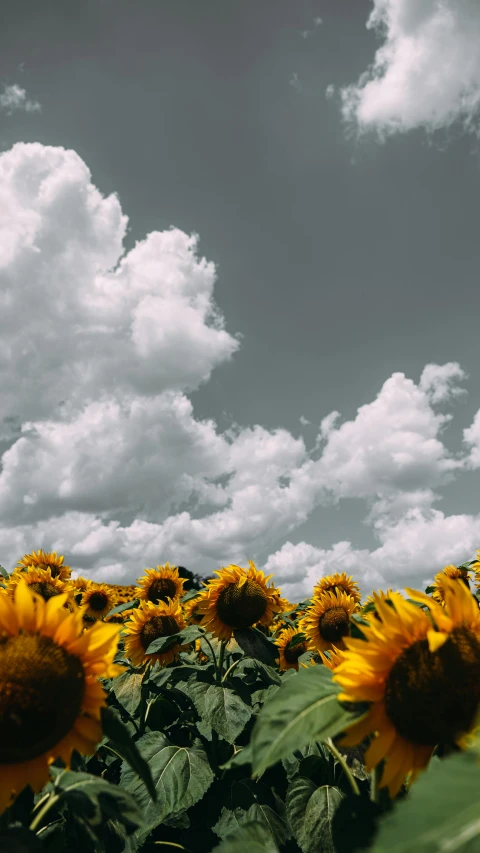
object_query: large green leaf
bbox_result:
[184,678,252,743]
[233,628,280,666]
[108,670,144,717]
[287,778,344,853]
[371,750,480,853]
[105,598,139,618]
[145,624,205,654]
[250,665,366,777]
[120,731,214,844]
[214,803,290,848]
[100,706,156,801]
[52,770,142,834]
[210,820,280,853]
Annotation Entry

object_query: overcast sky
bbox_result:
[1,0,480,598]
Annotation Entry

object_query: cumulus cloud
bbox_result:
[339,0,480,137]
[312,370,463,507]
[0,141,479,592]
[266,507,480,601]
[0,143,239,433]
[0,83,41,114]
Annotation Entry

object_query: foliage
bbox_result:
[3,552,480,852]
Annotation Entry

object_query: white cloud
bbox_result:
[463,409,480,469]
[419,362,468,404]
[0,143,239,434]
[312,370,463,507]
[0,141,479,595]
[266,507,480,601]
[0,84,41,114]
[339,0,480,137]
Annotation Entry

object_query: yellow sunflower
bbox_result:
[333,578,480,797]
[196,561,283,641]
[15,549,71,581]
[361,589,397,620]
[432,565,471,605]
[275,627,309,671]
[0,581,121,812]
[81,583,116,619]
[182,596,203,625]
[123,599,186,667]
[319,645,345,671]
[314,572,361,606]
[136,564,186,605]
[6,567,70,603]
[299,590,358,653]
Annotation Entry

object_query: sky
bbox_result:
[1,0,480,599]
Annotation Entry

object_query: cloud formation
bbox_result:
[0,83,41,114]
[339,0,480,137]
[0,142,479,594]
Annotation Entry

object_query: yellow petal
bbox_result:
[427,630,448,653]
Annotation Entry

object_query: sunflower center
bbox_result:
[284,639,308,664]
[0,633,85,764]
[319,606,350,643]
[28,581,60,601]
[147,578,178,604]
[47,565,61,578]
[88,592,109,611]
[385,628,480,746]
[216,580,268,629]
[140,615,180,650]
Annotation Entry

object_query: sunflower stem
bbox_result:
[198,631,218,670]
[221,657,243,683]
[138,665,151,736]
[216,639,227,684]
[30,793,62,832]
[325,738,360,796]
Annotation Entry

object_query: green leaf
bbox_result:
[250,665,367,777]
[145,624,204,654]
[181,589,201,603]
[107,670,144,717]
[100,706,156,801]
[233,628,280,666]
[184,678,252,743]
[214,804,289,848]
[120,731,214,844]
[210,821,279,853]
[371,749,480,853]
[0,565,8,580]
[53,769,142,832]
[105,599,139,618]
[287,778,344,853]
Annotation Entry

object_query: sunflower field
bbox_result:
[1,551,480,852]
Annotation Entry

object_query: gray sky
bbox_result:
[1,0,480,597]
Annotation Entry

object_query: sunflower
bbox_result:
[182,596,203,625]
[6,567,70,603]
[136,564,186,605]
[0,580,121,812]
[123,599,186,667]
[362,589,397,620]
[81,583,116,619]
[432,565,471,605]
[319,645,345,671]
[299,590,358,653]
[314,572,361,606]
[196,562,283,642]
[275,627,309,671]
[15,549,71,581]
[333,578,480,797]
